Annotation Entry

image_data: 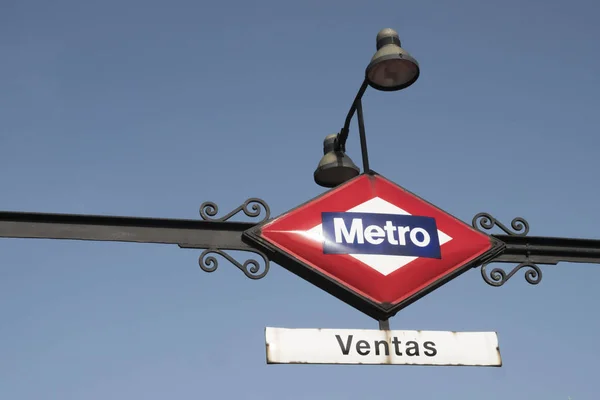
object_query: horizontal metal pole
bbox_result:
[4,211,600,266]
[0,211,255,250]
[493,234,600,265]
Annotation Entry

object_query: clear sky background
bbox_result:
[1,0,599,398]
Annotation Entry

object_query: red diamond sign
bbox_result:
[243,172,504,320]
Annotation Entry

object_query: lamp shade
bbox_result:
[313,134,360,188]
[366,28,420,91]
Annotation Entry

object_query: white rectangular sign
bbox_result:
[265,327,501,366]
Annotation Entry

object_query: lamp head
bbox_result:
[313,134,360,188]
[366,28,420,91]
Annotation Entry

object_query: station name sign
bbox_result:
[265,327,502,366]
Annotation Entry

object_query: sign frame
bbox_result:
[243,171,505,321]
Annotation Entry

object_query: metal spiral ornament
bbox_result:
[199,248,270,280]
[472,212,530,236]
[199,198,270,223]
[480,262,542,287]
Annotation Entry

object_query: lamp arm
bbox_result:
[334,79,369,153]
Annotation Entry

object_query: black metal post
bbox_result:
[0,210,253,249]
[492,235,600,265]
[0,198,273,280]
[378,319,390,330]
[356,99,370,173]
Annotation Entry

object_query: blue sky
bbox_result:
[1,0,599,398]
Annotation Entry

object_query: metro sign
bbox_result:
[243,172,504,320]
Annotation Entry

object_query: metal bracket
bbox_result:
[473,211,600,286]
[196,198,271,279]
[472,212,529,236]
[199,197,271,223]
[473,212,542,287]
[198,248,270,280]
[480,262,542,287]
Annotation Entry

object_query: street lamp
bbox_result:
[313,28,420,188]
[313,134,360,188]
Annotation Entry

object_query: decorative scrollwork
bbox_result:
[199,198,270,223]
[472,212,530,236]
[480,262,542,287]
[199,248,270,280]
